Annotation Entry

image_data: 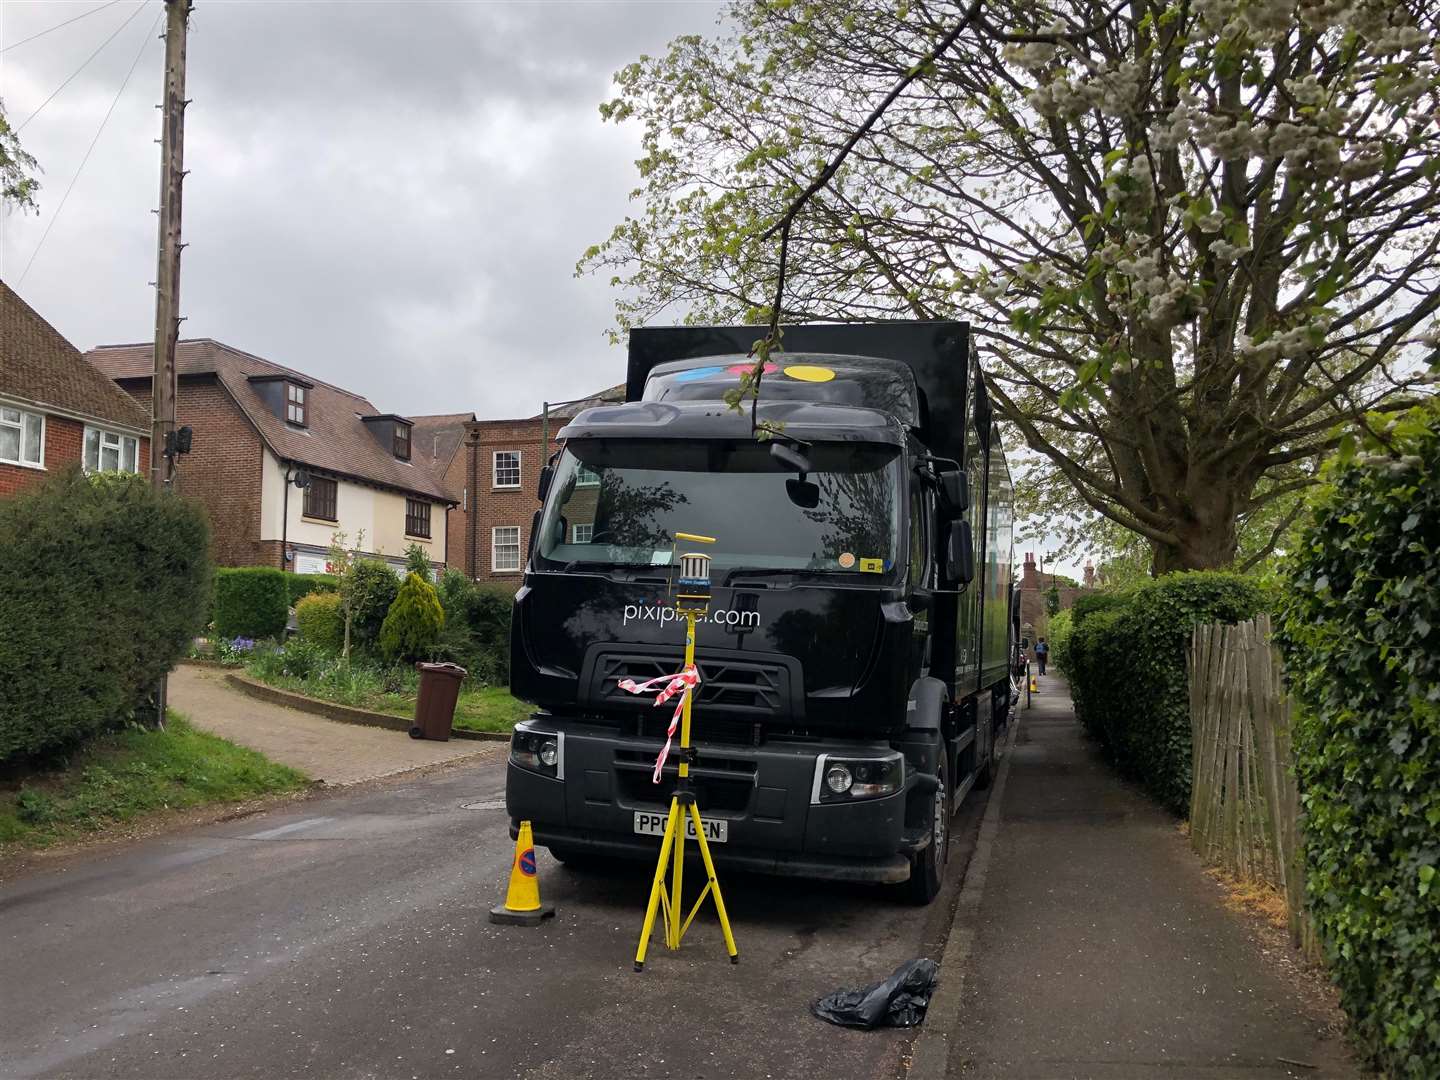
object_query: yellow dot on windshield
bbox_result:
[783,364,835,382]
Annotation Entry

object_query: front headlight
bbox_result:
[511,725,563,778]
[813,752,903,804]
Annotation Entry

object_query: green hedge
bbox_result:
[1068,572,1268,814]
[1046,608,1073,673]
[0,470,211,762]
[1277,403,1440,1077]
[286,572,337,605]
[213,567,288,640]
[380,573,445,661]
[1071,590,1128,626]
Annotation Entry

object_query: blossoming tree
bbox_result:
[583,0,1440,572]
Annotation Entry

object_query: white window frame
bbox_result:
[574,464,600,487]
[83,425,141,475]
[286,382,306,426]
[0,405,45,469]
[493,450,521,490]
[492,525,522,572]
[571,522,593,544]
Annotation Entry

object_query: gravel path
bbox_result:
[169,665,499,785]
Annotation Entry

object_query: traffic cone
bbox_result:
[490,820,556,926]
[1029,672,1038,693]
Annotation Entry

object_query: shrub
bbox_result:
[294,592,343,652]
[1046,608,1073,673]
[213,567,289,640]
[1070,589,1129,627]
[286,572,338,605]
[380,573,445,661]
[1276,403,1440,1078]
[436,571,513,684]
[1066,572,1268,815]
[0,469,211,762]
[348,559,400,648]
[404,542,432,580]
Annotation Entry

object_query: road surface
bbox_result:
[1,747,982,1079]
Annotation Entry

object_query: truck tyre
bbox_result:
[548,846,601,871]
[905,757,948,904]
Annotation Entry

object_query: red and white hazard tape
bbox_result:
[617,665,701,782]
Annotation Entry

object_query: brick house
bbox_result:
[421,386,621,583]
[1,282,150,495]
[1016,550,1096,648]
[86,339,453,575]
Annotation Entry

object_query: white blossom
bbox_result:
[1195,211,1226,233]
[1211,239,1252,263]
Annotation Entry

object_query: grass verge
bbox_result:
[0,714,307,850]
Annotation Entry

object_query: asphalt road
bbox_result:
[1,747,983,1080]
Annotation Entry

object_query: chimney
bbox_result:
[1022,551,1039,590]
[1083,559,1095,588]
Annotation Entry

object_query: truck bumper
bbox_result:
[505,718,917,885]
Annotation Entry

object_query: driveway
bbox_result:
[169,665,496,785]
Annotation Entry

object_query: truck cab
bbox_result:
[506,322,1014,902]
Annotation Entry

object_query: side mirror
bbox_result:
[947,521,975,585]
[938,469,969,519]
[537,463,555,503]
[528,509,542,560]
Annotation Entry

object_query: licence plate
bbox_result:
[633,810,728,844]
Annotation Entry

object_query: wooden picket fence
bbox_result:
[1188,614,1319,957]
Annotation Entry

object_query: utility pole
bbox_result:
[149,0,192,728]
[150,0,190,494]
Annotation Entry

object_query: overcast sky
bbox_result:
[1,0,726,419]
[2,0,1084,577]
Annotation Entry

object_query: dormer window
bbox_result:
[286,383,307,426]
[393,423,411,461]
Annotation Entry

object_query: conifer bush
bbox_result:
[0,470,211,762]
[294,592,343,652]
[1277,402,1440,1078]
[379,572,445,662]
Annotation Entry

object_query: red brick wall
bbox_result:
[438,434,474,578]
[464,418,558,583]
[0,414,149,496]
[118,376,271,567]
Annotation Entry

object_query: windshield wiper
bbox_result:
[722,566,818,585]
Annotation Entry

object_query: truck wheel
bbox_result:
[905,758,948,904]
[548,846,601,871]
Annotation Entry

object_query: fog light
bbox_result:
[539,739,559,767]
[825,764,853,795]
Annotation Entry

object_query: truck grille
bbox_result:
[590,651,793,720]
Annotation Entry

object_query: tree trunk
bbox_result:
[1149,520,1240,575]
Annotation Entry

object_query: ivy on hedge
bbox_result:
[1277,402,1440,1078]
[213,567,289,640]
[1067,572,1269,815]
[0,470,211,762]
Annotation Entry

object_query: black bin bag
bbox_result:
[811,958,938,1029]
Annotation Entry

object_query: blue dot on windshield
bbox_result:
[673,366,726,382]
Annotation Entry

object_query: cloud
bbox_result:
[1,0,726,417]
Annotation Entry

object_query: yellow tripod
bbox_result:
[634,534,739,972]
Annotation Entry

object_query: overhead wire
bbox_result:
[16,5,163,286]
[2,0,126,54]
[16,0,150,132]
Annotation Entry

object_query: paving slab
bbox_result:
[939,674,1355,1079]
[169,665,496,785]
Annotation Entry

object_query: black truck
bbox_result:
[505,321,1016,902]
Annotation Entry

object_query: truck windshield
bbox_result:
[537,439,902,576]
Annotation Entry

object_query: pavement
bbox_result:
[169,665,492,785]
[0,749,984,1080]
[927,674,1355,1080]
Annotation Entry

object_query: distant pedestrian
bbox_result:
[1035,637,1048,675]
